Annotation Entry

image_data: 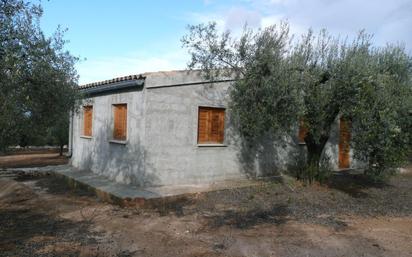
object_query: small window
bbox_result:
[198,107,225,144]
[83,106,93,137]
[113,104,127,141]
[298,119,307,144]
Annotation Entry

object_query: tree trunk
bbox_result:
[59,145,64,156]
[307,143,324,167]
[305,135,329,183]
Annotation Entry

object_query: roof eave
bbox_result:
[80,79,145,95]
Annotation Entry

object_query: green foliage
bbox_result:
[182,21,412,182]
[292,30,370,144]
[231,24,301,140]
[350,46,412,179]
[182,22,301,141]
[0,0,80,150]
[49,114,69,155]
[181,22,251,80]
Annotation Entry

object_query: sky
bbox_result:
[39,0,412,85]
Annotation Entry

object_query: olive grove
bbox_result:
[0,0,80,151]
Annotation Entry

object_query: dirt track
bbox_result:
[0,152,68,168]
[1,167,412,257]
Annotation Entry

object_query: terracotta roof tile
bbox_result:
[78,74,143,90]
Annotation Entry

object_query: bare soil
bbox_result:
[0,151,68,169]
[0,161,411,256]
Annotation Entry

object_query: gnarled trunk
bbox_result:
[304,135,329,183]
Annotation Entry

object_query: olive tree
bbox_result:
[182,22,412,181]
[291,30,376,180]
[49,114,69,156]
[0,0,79,151]
[350,46,412,179]
[182,22,300,141]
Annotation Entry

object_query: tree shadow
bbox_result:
[226,111,301,180]
[36,176,97,197]
[73,120,160,187]
[326,172,390,198]
[148,196,195,217]
[0,208,98,256]
[205,204,289,229]
[14,172,96,197]
[236,134,288,179]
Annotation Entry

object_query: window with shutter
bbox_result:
[197,107,225,144]
[298,119,308,144]
[83,106,93,137]
[113,104,127,141]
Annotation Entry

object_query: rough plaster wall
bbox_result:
[70,71,365,187]
[142,82,340,186]
[143,82,245,186]
[70,89,152,186]
[142,77,363,186]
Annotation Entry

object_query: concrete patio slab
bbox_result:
[4,165,262,206]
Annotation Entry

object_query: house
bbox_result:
[68,70,361,187]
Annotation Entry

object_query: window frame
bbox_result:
[111,103,128,143]
[82,105,93,138]
[197,106,226,146]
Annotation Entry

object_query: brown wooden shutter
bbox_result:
[122,105,127,139]
[113,104,127,140]
[217,109,225,143]
[198,107,225,144]
[198,108,210,143]
[83,106,93,137]
[339,117,351,169]
[210,110,220,142]
[298,119,307,144]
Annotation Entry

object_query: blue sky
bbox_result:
[40,0,412,85]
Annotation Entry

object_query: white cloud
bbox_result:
[251,0,412,49]
[225,7,261,30]
[79,0,411,84]
[77,49,188,85]
[187,0,411,51]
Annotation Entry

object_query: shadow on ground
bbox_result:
[15,173,96,197]
[0,208,96,257]
[206,203,289,229]
[326,172,390,198]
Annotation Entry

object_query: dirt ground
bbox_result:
[0,150,68,169]
[1,162,412,257]
[0,151,68,169]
